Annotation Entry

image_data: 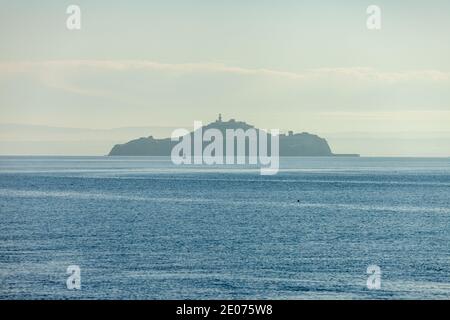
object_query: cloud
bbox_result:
[318,110,450,122]
[1,60,449,83]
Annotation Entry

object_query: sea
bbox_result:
[0,156,449,299]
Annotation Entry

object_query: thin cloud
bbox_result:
[318,110,450,121]
[1,60,449,83]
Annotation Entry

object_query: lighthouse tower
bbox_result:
[218,113,222,122]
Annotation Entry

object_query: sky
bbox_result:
[0,0,450,156]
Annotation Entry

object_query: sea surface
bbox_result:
[0,156,449,299]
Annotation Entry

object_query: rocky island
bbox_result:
[108,115,359,157]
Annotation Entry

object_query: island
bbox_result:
[108,115,359,157]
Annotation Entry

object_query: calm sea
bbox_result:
[0,156,449,299]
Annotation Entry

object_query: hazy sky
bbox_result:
[1,0,449,156]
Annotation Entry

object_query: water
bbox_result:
[0,156,449,299]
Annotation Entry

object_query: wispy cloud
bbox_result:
[38,71,108,97]
[318,110,450,121]
[1,60,449,83]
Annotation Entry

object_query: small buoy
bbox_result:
[297,200,300,203]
